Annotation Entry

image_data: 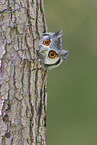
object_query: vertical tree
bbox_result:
[0,0,47,144]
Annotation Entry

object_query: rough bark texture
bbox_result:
[0,0,47,144]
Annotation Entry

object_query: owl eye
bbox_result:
[43,39,50,46]
[48,51,56,58]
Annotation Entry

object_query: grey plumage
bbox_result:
[37,30,68,69]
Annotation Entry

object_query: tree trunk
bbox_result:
[0,0,47,144]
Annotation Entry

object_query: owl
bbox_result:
[37,30,68,69]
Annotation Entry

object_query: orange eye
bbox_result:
[43,39,50,46]
[49,51,56,58]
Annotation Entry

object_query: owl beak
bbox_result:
[39,50,47,53]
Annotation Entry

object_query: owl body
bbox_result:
[37,30,68,69]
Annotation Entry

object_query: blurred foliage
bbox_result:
[44,0,97,145]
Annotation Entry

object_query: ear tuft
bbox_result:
[53,30,63,37]
[63,50,68,60]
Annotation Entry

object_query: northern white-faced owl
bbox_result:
[37,30,68,69]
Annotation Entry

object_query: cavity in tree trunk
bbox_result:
[0,0,48,144]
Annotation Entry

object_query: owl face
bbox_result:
[37,30,68,69]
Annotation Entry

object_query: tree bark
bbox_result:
[0,0,47,144]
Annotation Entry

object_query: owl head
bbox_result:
[37,30,68,69]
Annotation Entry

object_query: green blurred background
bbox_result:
[44,0,97,145]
